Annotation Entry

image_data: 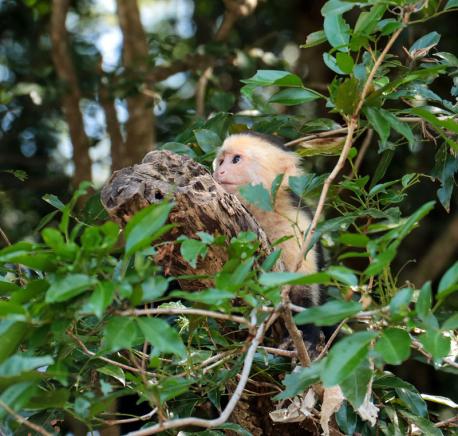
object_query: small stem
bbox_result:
[0,399,53,436]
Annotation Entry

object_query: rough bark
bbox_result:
[101,150,273,290]
[50,0,91,186]
[116,0,155,166]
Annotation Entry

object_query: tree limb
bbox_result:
[50,0,91,186]
[116,0,155,165]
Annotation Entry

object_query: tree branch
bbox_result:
[119,307,253,329]
[50,0,91,186]
[116,0,155,165]
[126,314,266,435]
[97,60,125,171]
[0,399,53,436]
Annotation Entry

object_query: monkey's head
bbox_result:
[212,132,301,194]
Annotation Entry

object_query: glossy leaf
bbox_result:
[46,274,97,303]
[269,88,320,105]
[324,14,350,52]
[302,30,326,48]
[418,330,451,361]
[339,360,372,408]
[416,281,432,319]
[295,300,361,326]
[103,317,141,352]
[239,183,272,211]
[375,328,411,365]
[274,362,322,400]
[242,70,303,87]
[125,202,174,256]
[322,331,377,386]
[437,260,458,299]
[137,317,186,357]
[194,129,221,152]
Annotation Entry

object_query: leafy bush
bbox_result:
[1,0,457,435]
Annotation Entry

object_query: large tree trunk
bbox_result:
[50,0,92,186]
[116,0,155,168]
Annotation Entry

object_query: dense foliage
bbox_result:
[0,0,457,435]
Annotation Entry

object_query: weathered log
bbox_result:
[101,150,275,290]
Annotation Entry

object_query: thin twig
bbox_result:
[126,314,266,435]
[349,128,374,179]
[316,319,347,361]
[299,8,412,267]
[0,225,11,245]
[259,346,297,358]
[434,415,458,428]
[102,408,158,426]
[0,399,53,436]
[67,330,157,377]
[119,308,252,328]
[285,128,348,147]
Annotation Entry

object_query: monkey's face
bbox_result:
[212,150,255,193]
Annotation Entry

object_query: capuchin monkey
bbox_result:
[212,131,325,312]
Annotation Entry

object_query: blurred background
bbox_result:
[0,0,456,405]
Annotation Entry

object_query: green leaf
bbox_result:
[0,354,54,377]
[416,281,432,319]
[274,362,322,400]
[85,281,115,319]
[321,0,354,16]
[336,52,354,74]
[375,328,411,365]
[241,70,303,87]
[339,360,372,408]
[445,0,458,9]
[324,14,350,52]
[364,246,396,276]
[194,129,221,153]
[125,202,173,256]
[180,238,208,268]
[353,4,386,36]
[239,183,272,211]
[396,388,428,417]
[437,260,458,299]
[97,365,126,386]
[141,276,169,302]
[301,30,327,48]
[170,288,235,305]
[409,31,441,56]
[0,382,38,420]
[390,288,413,317]
[46,274,97,303]
[323,52,346,75]
[335,78,360,114]
[338,233,369,248]
[259,271,330,287]
[137,317,186,357]
[0,322,28,363]
[269,88,320,105]
[295,300,362,326]
[161,142,197,159]
[327,266,358,286]
[380,109,415,147]
[0,301,27,320]
[41,227,64,249]
[418,330,451,361]
[103,317,141,352]
[442,313,458,330]
[376,19,403,36]
[322,331,377,387]
[364,107,390,146]
[399,411,443,436]
[27,388,70,410]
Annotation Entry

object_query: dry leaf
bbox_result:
[269,388,316,423]
[320,385,344,436]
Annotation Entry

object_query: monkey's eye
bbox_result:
[219,159,224,166]
[232,155,241,164]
